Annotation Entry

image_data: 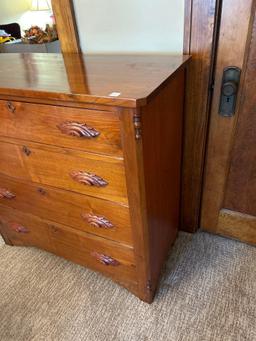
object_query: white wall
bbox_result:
[73,0,184,54]
[0,0,30,27]
[0,0,52,33]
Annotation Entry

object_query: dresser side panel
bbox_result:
[141,69,185,289]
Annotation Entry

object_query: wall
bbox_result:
[0,1,30,28]
[73,0,184,54]
[0,0,52,33]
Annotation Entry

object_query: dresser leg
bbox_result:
[0,232,13,246]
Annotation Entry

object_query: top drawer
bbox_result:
[0,101,122,157]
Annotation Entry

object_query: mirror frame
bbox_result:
[51,0,80,53]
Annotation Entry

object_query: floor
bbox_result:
[0,231,255,341]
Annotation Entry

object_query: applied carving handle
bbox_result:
[70,171,108,187]
[91,252,120,266]
[82,213,114,229]
[9,222,29,233]
[0,188,16,199]
[57,121,100,138]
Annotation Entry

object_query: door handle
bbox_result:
[219,66,241,117]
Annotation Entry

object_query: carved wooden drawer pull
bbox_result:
[91,252,120,266]
[9,222,29,233]
[57,121,100,138]
[6,101,16,113]
[0,188,16,199]
[82,213,114,229]
[70,171,108,187]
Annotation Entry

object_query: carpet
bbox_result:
[0,231,255,341]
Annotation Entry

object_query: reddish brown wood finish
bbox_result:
[0,205,137,292]
[141,69,185,291]
[70,170,108,187]
[0,100,122,157]
[0,54,190,108]
[223,15,256,217]
[0,54,189,302]
[51,0,81,53]
[201,0,256,245]
[182,0,219,232]
[57,121,100,138]
[91,252,120,267]
[82,213,114,229]
[120,109,152,302]
[0,138,128,204]
[0,174,132,245]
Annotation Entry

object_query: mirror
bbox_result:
[0,0,61,53]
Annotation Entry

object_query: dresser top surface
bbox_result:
[0,53,190,107]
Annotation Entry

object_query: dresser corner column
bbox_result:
[119,107,153,302]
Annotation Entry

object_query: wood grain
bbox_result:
[0,100,123,157]
[141,70,184,291]
[51,0,81,53]
[0,174,133,245]
[223,13,256,216]
[0,138,128,204]
[0,204,138,293]
[0,54,188,302]
[181,0,218,232]
[217,209,256,245]
[201,0,254,232]
[0,54,190,108]
[120,109,152,303]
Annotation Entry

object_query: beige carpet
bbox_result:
[0,231,255,341]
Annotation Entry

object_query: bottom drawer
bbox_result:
[0,205,137,292]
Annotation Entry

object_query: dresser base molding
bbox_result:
[0,53,189,302]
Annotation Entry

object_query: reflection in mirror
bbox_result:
[0,0,60,53]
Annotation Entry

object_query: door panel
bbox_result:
[223,20,256,216]
[201,0,256,244]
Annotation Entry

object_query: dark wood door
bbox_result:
[201,0,256,244]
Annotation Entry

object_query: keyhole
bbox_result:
[226,97,230,103]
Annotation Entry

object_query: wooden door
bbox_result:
[201,0,256,244]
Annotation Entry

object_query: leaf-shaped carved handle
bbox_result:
[91,252,120,266]
[82,213,114,229]
[8,222,29,233]
[0,188,16,199]
[57,121,100,138]
[70,171,108,187]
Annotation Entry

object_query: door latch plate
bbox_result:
[219,66,241,117]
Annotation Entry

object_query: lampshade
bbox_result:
[30,0,51,11]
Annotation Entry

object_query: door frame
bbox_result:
[201,0,256,243]
[181,0,222,232]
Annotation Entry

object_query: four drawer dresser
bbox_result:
[0,53,190,303]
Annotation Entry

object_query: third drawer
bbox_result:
[0,174,133,245]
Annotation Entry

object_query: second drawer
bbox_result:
[0,139,128,204]
[0,174,133,245]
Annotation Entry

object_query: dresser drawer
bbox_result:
[0,100,122,156]
[0,205,137,289]
[0,174,133,245]
[0,139,128,204]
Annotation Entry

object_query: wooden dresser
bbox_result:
[0,53,190,303]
